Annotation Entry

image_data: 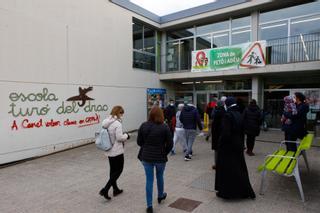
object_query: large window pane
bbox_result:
[259,21,288,40]
[180,38,194,70]
[133,22,143,50]
[196,20,229,35]
[260,1,320,23]
[232,28,251,45]
[196,34,211,50]
[213,32,229,47]
[133,51,155,71]
[144,26,155,53]
[291,15,320,36]
[232,16,250,28]
[167,42,179,71]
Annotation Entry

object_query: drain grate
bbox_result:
[190,172,215,192]
[169,197,202,212]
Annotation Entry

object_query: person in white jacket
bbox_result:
[99,106,129,200]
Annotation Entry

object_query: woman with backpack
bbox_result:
[99,106,130,200]
[137,106,173,213]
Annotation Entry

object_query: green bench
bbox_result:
[258,133,314,202]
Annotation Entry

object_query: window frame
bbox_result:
[132,20,157,72]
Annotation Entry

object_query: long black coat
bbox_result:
[215,106,255,199]
[243,105,262,136]
[211,106,225,150]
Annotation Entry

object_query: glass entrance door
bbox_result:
[264,91,290,128]
[196,93,207,119]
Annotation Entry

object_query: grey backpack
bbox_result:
[95,128,113,151]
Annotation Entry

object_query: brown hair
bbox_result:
[148,106,164,124]
[110,105,124,119]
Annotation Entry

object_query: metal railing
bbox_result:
[266,32,320,64]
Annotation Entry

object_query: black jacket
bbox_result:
[165,105,176,122]
[243,105,262,136]
[179,105,203,130]
[137,121,173,163]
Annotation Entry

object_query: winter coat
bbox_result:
[211,106,225,150]
[243,105,262,136]
[179,105,203,130]
[102,116,128,157]
[282,102,309,139]
[137,121,173,163]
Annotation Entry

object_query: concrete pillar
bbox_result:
[252,76,264,107]
[251,11,259,41]
[161,31,167,73]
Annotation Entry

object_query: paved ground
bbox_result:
[1,130,320,213]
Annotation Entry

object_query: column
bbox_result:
[161,31,167,73]
[251,11,259,42]
[252,76,264,107]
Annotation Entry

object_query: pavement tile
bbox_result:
[1,130,320,213]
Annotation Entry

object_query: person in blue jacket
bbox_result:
[179,103,203,161]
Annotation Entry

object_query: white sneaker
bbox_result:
[184,155,191,161]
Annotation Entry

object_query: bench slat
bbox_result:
[265,149,287,171]
[275,151,295,174]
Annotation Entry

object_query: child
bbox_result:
[281,96,297,125]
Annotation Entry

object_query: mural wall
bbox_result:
[0,83,148,164]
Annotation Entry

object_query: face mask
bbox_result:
[170,103,174,106]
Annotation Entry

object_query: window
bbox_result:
[196,21,229,35]
[166,16,252,71]
[132,20,156,71]
[180,38,194,70]
[231,17,251,45]
[259,1,320,40]
[166,41,179,71]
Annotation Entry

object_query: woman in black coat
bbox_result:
[243,99,262,156]
[215,97,255,199]
[137,106,173,213]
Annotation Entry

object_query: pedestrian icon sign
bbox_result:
[240,42,266,67]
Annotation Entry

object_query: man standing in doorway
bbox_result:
[180,102,203,161]
[164,99,176,138]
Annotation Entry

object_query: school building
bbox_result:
[1,0,320,164]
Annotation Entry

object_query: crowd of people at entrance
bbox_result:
[97,91,309,213]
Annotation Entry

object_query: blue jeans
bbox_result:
[142,161,166,208]
[184,129,197,156]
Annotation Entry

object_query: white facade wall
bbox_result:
[0,0,161,164]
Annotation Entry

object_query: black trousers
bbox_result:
[285,132,298,152]
[104,154,124,192]
[246,134,256,152]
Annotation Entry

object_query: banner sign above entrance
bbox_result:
[191,41,266,72]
